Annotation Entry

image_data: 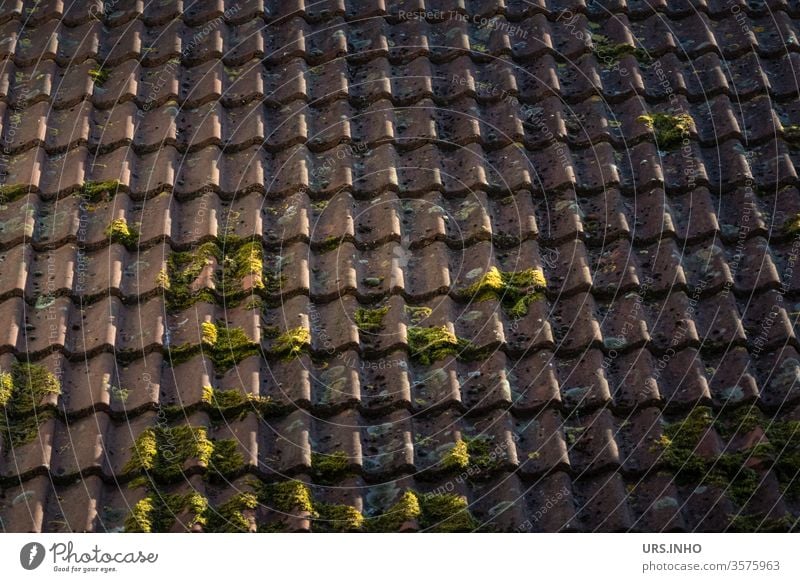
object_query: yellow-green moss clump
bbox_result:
[123,425,243,485]
[162,242,218,311]
[407,326,474,365]
[442,440,470,470]
[105,218,139,247]
[783,124,800,143]
[638,112,694,150]
[81,180,121,202]
[220,240,264,291]
[125,492,208,532]
[367,491,421,532]
[270,326,310,361]
[418,492,478,532]
[201,385,275,416]
[0,183,29,202]
[591,34,651,64]
[198,322,260,371]
[125,491,258,532]
[783,213,800,235]
[355,305,390,333]
[259,481,315,514]
[442,437,502,473]
[462,267,547,318]
[405,305,432,324]
[89,66,109,86]
[0,362,61,448]
[314,503,364,532]
[311,451,350,484]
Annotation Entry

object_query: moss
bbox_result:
[201,385,274,416]
[363,276,384,288]
[783,213,800,235]
[407,326,473,365]
[89,66,109,86]
[728,514,797,532]
[163,242,218,311]
[405,305,432,324]
[205,493,258,532]
[199,322,260,372]
[105,218,139,247]
[442,440,470,470]
[81,180,121,202]
[108,385,130,404]
[591,34,651,64]
[783,124,800,143]
[208,438,245,478]
[123,425,214,484]
[0,183,29,202]
[124,492,208,533]
[271,327,310,361]
[355,305,390,333]
[314,503,364,532]
[260,481,315,513]
[637,113,694,150]
[461,267,547,318]
[419,493,477,532]
[318,235,343,254]
[464,436,501,471]
[367,491,421,532]
[311,450,350,484]
[222,240,264,290]
[0,362,61,448]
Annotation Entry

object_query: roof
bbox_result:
[1,0,800,533]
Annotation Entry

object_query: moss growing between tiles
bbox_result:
[728,513,797,532]
[591,34,651,64]
[405,305,432,324]
[123,426,214,484]
[783,213,800,235]
[89,66,110,86]
[270,327,310,361]
[418,493,477,532]
[260,481,315,513]
[367,491,421,532]
[221,240,264,291]
[637,113,694,150]
[201,385,275,416]
[163,242,218,311]
[783,124,800,143]
[314,503,364,532]
[208,439,245,479]
[355,305,390,333]
[311,451,350,484]
[81,180,121,202]
[0,183,29,202]
[0,362,61,448]
[205,493,258,532]
[124,492,208,533]
[318,235,343,254]
[407,326,474,365]
[105,218,139,247]
[198,322,260,372]
[442,439,470,470]
[462,267,547,318]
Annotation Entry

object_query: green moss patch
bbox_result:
[259,481,315,514]
[405,305,432,324]
[105,218,139,247]
[205,492,258,532]
[442,437,502,473]
[367,491,421,532]
[783,213,800,235]
[638,113,694,150]
[311,451,351,484]
[270,327,310,361]
[355,305,390,333]
[419,493,477,532]
[591,34,651,64]
[442,440,470,470]
[0,183,29,203]
[89,66,110,86]
[125,492,208,533]
[0,362,61,448]
[123,425,242,484]
[783,124,800,144]
[201,385,275,416]
[81,180,121,202]
[314,503,364,532]
[461,267,547,318]
[221,240,264,291]
[198,322,260,372]
[407,326,476,365]
[162,242,218,311]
